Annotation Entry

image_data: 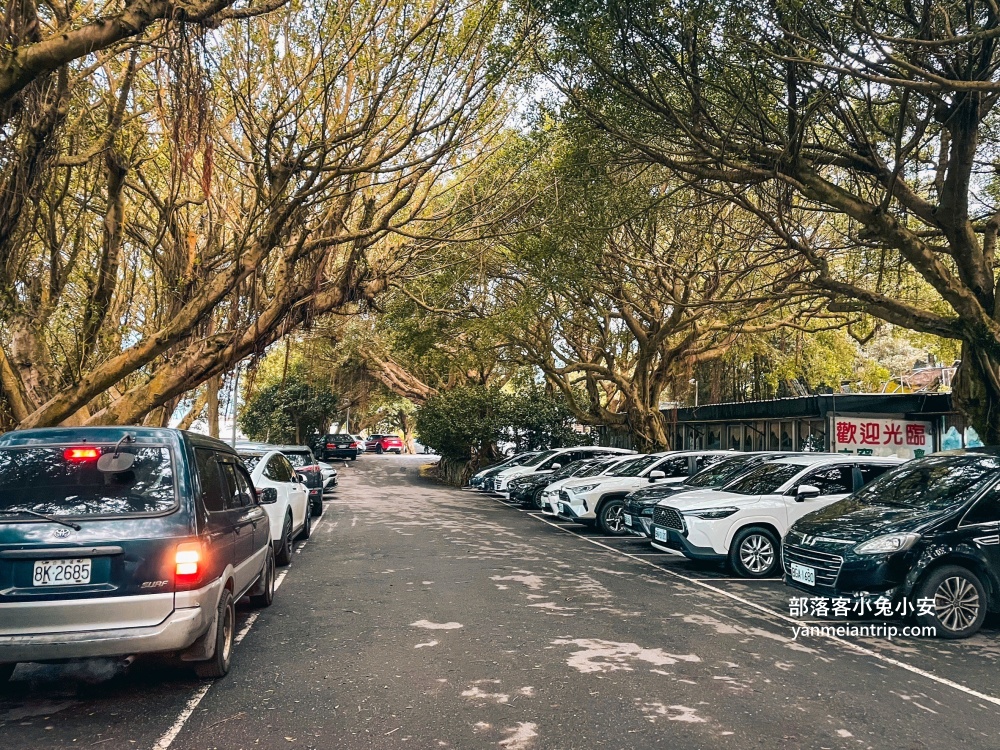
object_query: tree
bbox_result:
[0,0,523,431]
[239,374,338,445]
[538,0,1000,442]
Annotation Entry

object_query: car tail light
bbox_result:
[326,443,335,449]
[174,542,203,588]
[349,442,357,448]
[64,447,101,461]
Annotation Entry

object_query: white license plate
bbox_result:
[790,563,816,586]
[624,514,633,527]
[654,526,668,543]
[557,503,566,513]
[33,558,92,586]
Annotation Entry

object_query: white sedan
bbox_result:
[648,454,905,577]
[238,449,311,566]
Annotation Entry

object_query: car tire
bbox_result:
[597,498,628,536]
[310,495,323,517]
[729,526,780,578]
[0,663,15,684]
[298,506,312,540]
[275,513,294,566]
[915,565,987,639]
[194,588,235,679]
[375,445,384,454]
[530,489,545,511]
[249,547,275,608]
[351,455,358,461]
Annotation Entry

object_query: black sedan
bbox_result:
[507,459,600,508]
[320,433,363,461]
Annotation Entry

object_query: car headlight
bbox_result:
[681,507,739,520]
[569,483,600,494]
[854,533,920,555]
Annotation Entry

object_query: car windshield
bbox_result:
[722,462,804,495]
[0,446,176,517]
[686,455,761,488]
[853,455,1000,510]
[239,453,265,471]
[607,454,661,477]
[575,460,612,478]
[524,450,559,468]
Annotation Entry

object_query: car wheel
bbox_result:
[597,498,628,536]
[195,588,235,679]
[375,445,384,454]
[310,495,323,517]
[351,455,358,461]
[249,547,275,608]
[298,506,312,540]
[530,489,545,511]
[0,663,15,684]
[729,527,780,578]
[275,514,294,566]
[915,565,987,639]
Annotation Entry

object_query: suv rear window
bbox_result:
[283,451,313,467]
[0,446,176,517]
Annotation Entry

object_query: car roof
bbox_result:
[765,453,903,466]
[0,426,236,454]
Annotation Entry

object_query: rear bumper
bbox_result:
[0,582,220,663]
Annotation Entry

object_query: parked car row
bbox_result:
[0,427,336,685]
[473,445,1000,638]
[318,432,406,460]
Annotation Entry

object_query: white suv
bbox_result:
[490,446,634,496]
[539,456,635,516]
[237,450,311,567]
[554,451,734,535]
[648,454,905,578]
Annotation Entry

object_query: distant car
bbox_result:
[469,452,541,488]
[651,454,903,578]
[237,443,325,517]
[505,448,637,507]
[237,449,310,566]
[366,434,404,454]
[353,435,367,453]
[0,427,274,683]
[488,446,636,496]
[321,433,362,461]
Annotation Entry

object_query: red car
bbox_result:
[365,434,404,454]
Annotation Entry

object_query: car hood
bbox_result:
[627,483,699,508]
[792,497,944,541]
[658,489,748,510]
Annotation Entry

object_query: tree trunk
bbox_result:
[951,343,1000,445]
[206,375,220,438]
[626,403,671,452]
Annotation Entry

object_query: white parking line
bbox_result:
[526,511,1000,708]
[152,513,323,750]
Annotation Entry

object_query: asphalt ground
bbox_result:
[2,454,1000,749]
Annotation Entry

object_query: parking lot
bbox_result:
[3,454,1000,749]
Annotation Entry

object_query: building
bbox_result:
[656,393,968,459]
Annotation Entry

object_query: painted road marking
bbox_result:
[151,514,324,749]
[526,511,1000,709]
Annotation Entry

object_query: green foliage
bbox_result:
[239,373,338,445]
[416,384,589,463]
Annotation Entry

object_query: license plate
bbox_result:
[624,514,633,527]
[33,558,92,586]
[790,563,816,586]
[654,526,668,543]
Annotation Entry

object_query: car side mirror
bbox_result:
[648,470,666,482]
[551,463,561,470]
[296,473,308,484]
[795,484,821,502]
[256,487,278,504]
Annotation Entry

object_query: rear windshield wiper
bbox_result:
[0,509,82,530]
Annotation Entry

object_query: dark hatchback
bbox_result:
[624,452,805,538]
[320,433,362,461]
[0,427,274,683]
[784,450,1000,638]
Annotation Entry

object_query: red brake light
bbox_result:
[64,447,100,461]
[174,542,202,587]
[349,442,357,448]
[326,443,335,449]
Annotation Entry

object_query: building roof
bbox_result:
[662,393,953,423]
